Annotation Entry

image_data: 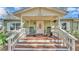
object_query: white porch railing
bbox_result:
[6,28,25,51]
[52,28,78,51]
[6,27,78,51]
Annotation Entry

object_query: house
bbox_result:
[4,7,77,51]
[4,7,65,34]
[3,7,79,34]
[60,18,79,32]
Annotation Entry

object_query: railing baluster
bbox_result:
[7,28,24,51]
[52,28,77,51]
[8,38,12,51]
[72,39,75,51]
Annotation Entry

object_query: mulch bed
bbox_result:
[0,45,8,51]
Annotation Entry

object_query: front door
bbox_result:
[36,21,44,34]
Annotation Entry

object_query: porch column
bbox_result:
[58,17,61,29]
[21,15,23,28]
[28,20,30,34]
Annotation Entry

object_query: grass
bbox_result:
[72,31,79,39]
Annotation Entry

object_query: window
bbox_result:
[62,23,67,30]
[10,22,21,30]
[10,23,15,30]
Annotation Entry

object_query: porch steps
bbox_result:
[13,36,68,51]
[16,42,64,46]
[14,45,68,51]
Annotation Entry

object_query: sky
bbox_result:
[0,7,23,19]
[64,7,79,18]
[0,7,23,15]
[0,7,79,19]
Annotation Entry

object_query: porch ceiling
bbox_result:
[22,16,58,21]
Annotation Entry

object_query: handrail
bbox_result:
[59,28,78,40]
[59,28,78,51]
[52,28,78,51]
[7,28,25,51]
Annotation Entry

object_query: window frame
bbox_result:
[7,22,21,31]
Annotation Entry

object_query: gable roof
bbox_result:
[14,7,66,15]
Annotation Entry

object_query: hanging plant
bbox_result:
[53,20,57,23]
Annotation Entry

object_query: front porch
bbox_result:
[21,16,59,35]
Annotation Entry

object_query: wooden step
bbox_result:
[14,48,68,51]
[18,39,63,43]
[16,43,64,46]
[13,36,66,51]
[19,37,63,40]
[15,45,67,48]
[17,42,63,44]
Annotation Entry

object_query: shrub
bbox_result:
[0,32,7,45]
